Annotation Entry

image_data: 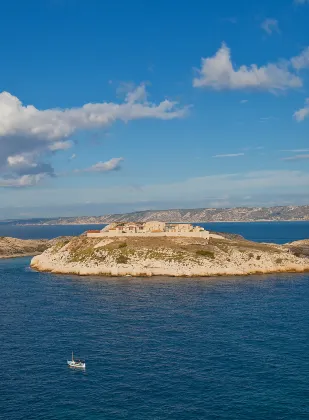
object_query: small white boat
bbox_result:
[67,352,86,369]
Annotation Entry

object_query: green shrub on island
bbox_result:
[196,250,215,259]
[116,254,129,264]
[118,242,127,249]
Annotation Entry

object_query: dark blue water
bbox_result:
[1,223,309,419]
[1,221,309,244]
[206,221,309,244]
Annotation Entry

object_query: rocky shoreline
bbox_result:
[30,235,309,278]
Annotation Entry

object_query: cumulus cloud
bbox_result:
[6,152,54,178]
[294,98,309,121]
[213,153,245,158]
[76,157,124,173]
[261,19,280,35]
[7,155,29,166]
[193,43,303,91]
[0,85,185,140]
[0,85,187,187]
[291,47,309,70]
[0,174,47,187]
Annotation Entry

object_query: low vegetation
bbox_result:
[118,242,127,249]
[116,254,129,264]
[196,250,215,259]
[61,236,283,266]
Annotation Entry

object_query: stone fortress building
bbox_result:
[87,221,210,239]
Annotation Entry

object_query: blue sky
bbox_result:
[0,0,309,218]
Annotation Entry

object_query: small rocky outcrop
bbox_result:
[0,236,73,259]
[284,239,309,258]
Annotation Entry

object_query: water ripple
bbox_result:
[1,258,309,419]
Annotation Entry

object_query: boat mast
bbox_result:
[72,351,74,361]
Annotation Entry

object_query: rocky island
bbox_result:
[0,236,72,259]
[30,222,309,277]
[0,237,50,259]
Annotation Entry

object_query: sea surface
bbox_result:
[1,223,309,419]
[1,220,309,244]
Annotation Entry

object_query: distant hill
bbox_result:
[14,205,309,225]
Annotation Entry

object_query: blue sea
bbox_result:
[1,222,309,419]
[1,220,309,243]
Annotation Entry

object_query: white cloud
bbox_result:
[213,153,245,158]
[69,153,76,160]
[76,157,124,173]
[281,149,309,152]
[294,0,309,4]
[261,19,280,35]
[240,99,248,104]
[7,155,29,166]
[125,84,148,103]
[282,154,309,161]
[5,152,54,180]
[193,43,303,91]
[0,85,187,187]
[0,174,46,187]
[291,47,309,70]
[294,98,309,121]
[48,140,73,151]
[0,85,186,140]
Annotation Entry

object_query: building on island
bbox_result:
[87,221,209,239]
[143,221,166,232]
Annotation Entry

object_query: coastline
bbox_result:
[30,262,309,278]
[15,219,309,226]
[0,252,41,260]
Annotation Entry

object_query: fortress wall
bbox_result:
[87,231,210,239]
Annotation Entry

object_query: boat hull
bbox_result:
[67,361,86,369]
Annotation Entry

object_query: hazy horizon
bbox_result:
[1,198,308,221]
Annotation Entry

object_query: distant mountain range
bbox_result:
[13,205,309,225]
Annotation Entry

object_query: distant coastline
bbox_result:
[16,219,309,226]
[2,204,309,226]
[0,205,309,226]
[0,252,42,259]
